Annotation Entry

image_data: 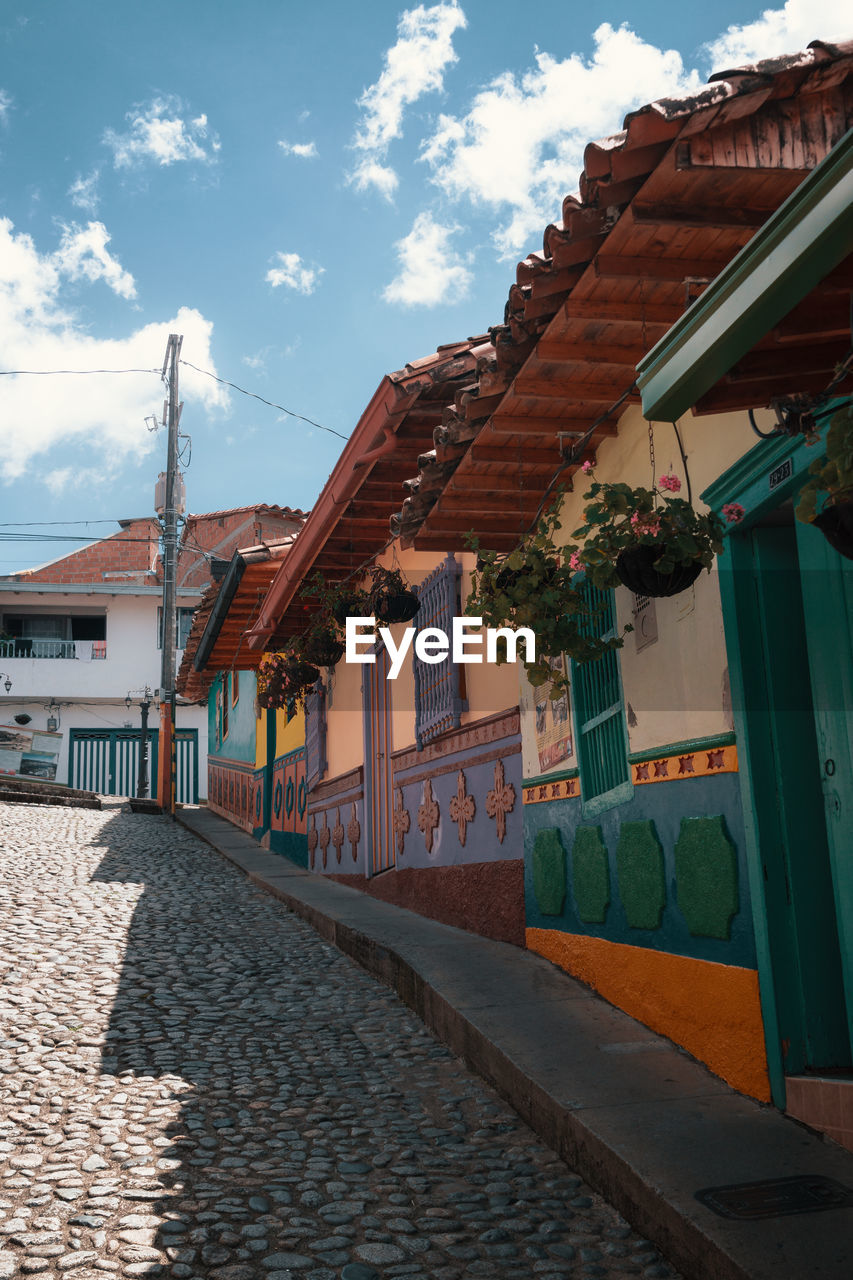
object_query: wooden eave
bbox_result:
[248,339,486,651]
[393,43,853,553]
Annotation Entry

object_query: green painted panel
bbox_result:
[616,820,665,930]
[572,825,610,924]
[675,816,738,940]
[532,827,567,917]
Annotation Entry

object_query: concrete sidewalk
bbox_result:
[175,805,853,1280]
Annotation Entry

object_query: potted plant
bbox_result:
[301,571,371,626]
[256,651,319,710]
[567,465,725,597]
[368,566,420,624]
[465,499,626,697]
[295,620,345,668]
[795,401,853,558]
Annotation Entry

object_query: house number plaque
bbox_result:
[768,458,792,490]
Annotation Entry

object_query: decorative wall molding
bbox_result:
[632,745,738,786]
[347,802,361,863]
[310,765,364,804]
[524,775,580,806]
[393,787,411,857]
[417,778,440,854]
[392,707,520,774]
[449,769,476,846]
[486,758,516,844]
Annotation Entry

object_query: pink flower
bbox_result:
[630,511,662,537]
[722,502,745,524]
[581,460,593,474]
[568,551,582,571]
[658,473,681,492]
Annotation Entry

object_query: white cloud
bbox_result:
[348,0,467,198]
[0,217,228,484]
[0,90,11,125]
[704,0,851,70]
[383,211,472,307]
[265,252,324,294]
[44,465,108,496]
[68,170,100,213]
[278,139,318,158]
[103,95,220,169]
[350,158,399,199]
[54,222,136,300]
[420,22,702,257]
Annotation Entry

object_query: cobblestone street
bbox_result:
[0,801,677,1280]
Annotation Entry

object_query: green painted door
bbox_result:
[727,523,850,1076]
[794,517,853,1044]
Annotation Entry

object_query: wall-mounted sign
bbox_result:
[0,725,62,781]
[768,458,792,490]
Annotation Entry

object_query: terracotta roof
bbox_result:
[176,537,298,701]
[184,503,308,522]
[391,39,853,551]
[243,337,487,650]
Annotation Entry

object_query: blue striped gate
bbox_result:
[69,728,198,802]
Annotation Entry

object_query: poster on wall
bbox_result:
[533,657,573,773]
[0,725,63,781]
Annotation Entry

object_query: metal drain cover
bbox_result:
[696,1175,853,1219]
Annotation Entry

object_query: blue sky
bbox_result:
[0,0,848,573]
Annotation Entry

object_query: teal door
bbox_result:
[722,516,852,1092]
[794,516,853,1045]
[69,728,197,803]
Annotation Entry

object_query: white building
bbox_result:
[0,504,305,799]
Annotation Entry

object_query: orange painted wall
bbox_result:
[526,927,771,1102]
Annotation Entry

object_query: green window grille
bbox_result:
[571,582,631,808]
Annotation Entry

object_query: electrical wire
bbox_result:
[179,360,349,441]
[0,367,159,376]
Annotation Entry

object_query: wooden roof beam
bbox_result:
[629,201,770,230]
[560,298,686,325]
[512,377,639,403]
[488,414,619,436]
[595,254,733,282]
[535,339,648,365]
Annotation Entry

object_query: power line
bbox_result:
[179,359,349,441]
[0,367,159,376]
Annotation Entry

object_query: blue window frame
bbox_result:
[412,555,466,749]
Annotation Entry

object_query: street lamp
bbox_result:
[0,673,12,694]
[127,687,154,799]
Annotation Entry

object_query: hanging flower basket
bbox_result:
[567,465,724,597]
[331,591,370,626]
[374,587,420,624]
[812,499,853,560]
[300,629,345,667]
[368,566,420,624]
[615,545,703,597]
[256,653,319,711]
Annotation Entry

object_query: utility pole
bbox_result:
[158,333,182,815]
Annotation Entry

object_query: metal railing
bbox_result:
[0,638,107,660]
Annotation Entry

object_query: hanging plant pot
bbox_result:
[331,593,369,626]
[301,633,345,666]
[615,545,702,598]
[812,500,853,560]
[374,589,420,624]
[284,660,320,689]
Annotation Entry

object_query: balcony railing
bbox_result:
[0,638,107,660]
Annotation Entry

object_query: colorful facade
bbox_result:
[385,40,853,1143]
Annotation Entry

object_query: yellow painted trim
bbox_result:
[526,927,770,1102]
[523,776,580,805]
[632,743,738,786]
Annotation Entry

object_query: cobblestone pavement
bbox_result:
[0,801,679,1280]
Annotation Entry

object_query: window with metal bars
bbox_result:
[570,581,632,813]
[413,555,467,750]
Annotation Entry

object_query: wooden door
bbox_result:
[362,644,394,876]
